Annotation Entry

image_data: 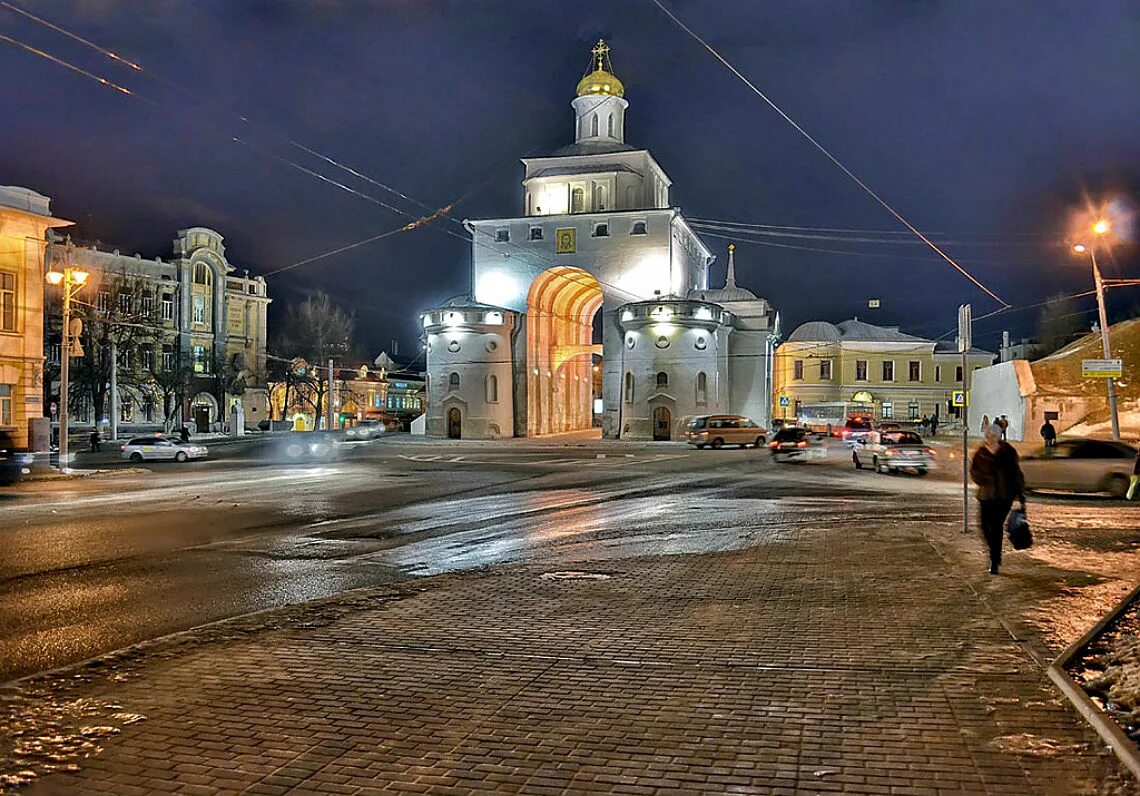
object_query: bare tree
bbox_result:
[274,291,354,431]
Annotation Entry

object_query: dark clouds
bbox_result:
[0,0,1136,354]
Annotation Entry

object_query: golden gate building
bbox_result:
[421,42,778,440]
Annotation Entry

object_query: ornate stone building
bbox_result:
[46,226,271,433]
[421,42,779,440]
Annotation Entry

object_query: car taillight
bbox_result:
[797,440,808,448]
[926,449,936,456]
[769,441,778,448]
[886,448,900,455]
[120,444,126,451]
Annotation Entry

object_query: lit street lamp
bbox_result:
[1072,218,1120,440]
[45,263,89,472]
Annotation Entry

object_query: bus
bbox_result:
[797,402,875,435]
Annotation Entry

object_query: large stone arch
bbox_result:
[526,266,603,436]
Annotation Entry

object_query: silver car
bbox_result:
[120,436,207,463]
[853,431,934,475]
[345,420,385,440]
[1021,439,1136,497]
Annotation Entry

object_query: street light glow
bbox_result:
[45,270,64,285]
[73,270,89,284]
[1093,219,1110,235]
[1072,244,1087,253]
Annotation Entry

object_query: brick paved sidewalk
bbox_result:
[2,500,1134,794]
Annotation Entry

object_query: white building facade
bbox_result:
[422,41,778,440]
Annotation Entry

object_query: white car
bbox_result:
[853,431,934,475]
[120,436,207,463]
[1021,439,1136,497]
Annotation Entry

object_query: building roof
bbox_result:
[932,340,995,356]
[786,321,842,342]
[547,140,639,158]
[528,162,640,179]
[694,244,760,303]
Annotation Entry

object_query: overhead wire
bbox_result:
[648,0,1009,307]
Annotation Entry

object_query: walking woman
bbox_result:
[1127,447,1140,501]
[970,422,1026,575]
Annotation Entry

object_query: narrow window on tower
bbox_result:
[696,372,708,405]
[494,228,509,243]
[607,114,614,137]
[593,223,609,238]
[529,227,544,241]
[571,187,585,213]
[590,114,599,136]
[630,220,647,235]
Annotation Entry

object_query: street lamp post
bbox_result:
[1073,219,1120,440]
[45,262,89,472]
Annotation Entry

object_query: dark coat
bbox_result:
[970,442,1026,502]
[1040,422,1057,441]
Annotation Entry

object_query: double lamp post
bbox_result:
[45,264,89,472]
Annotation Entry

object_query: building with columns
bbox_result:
[45,226,271,433]
[421,41,779,440]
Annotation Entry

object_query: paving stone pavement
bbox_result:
[2,499,1135,795]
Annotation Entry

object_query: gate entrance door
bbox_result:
[652,406,671,441]
[447,408,462,439]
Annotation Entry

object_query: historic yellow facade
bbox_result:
[773,319,994,425]
[0,188,70,449]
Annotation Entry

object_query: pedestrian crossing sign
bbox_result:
[779,396,790,407]
[951,390,969,407]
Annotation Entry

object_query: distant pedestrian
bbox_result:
[997,415,1009,441]
[970,422,1026,575]
[981,414,990,436]
[179,425,190,443]
[1040,419,1057,449]
[1127,448,1140,501]
[920,415,930,435]
[89,428,101,453]
[930,414,940,437]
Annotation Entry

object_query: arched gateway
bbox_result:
[420,41,778,440]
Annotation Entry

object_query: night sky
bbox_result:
[2,0,1137,359]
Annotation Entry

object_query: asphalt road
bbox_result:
[0,434,1116,682]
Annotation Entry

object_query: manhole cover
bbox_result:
[540,571,612,581]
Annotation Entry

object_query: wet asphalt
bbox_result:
[0,436,1050,682]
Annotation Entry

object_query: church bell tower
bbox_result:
[571,40,628,146]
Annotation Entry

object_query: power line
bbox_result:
[689,220,1052,247]
[648,0,1008,307]
[688,217,1049,239]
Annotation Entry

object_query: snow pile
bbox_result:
[1086,633,1140,733]
[1031,317,1140,403]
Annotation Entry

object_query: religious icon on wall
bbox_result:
[555,228,576,254]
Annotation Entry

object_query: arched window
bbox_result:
[590,114,599,136]
[448,372,460,390]
[597,185,607,211]
[624,372,634,404]
[607,114,614,137]
[655,371,668,389]
[486,374,498,403]
[193,263,212,286]
[696,372,708,404]
[571,187,585,213]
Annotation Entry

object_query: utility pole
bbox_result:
[46,254,89,473]
[958,304,972,535]
[110,340,119,442]
[327,358,335,432]
[1090,249,1121,440]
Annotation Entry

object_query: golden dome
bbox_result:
[576,39,624,98]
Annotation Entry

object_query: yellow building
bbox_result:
[773,318,994,427]
[0,187,70,449]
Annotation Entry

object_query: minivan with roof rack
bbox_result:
[684,415,768,449]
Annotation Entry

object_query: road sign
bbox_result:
[868,299,880,308]
[951,390,969,407]
[778,396,790,407]
[1082,358,1123,378]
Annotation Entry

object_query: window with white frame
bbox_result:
[655,371,668,389]
[0,271,16,332]
[162,345,174,371]
[881,401,893,419]
[193,263,212,285]
[192,344,209,373]
[192,295,205,324]
[98,291,111,313]
[571,187,585,213]
[142,345,155,372]
[593,223,609,238]
[161,294,174,321]
[120,396,133,423]
[630,220,647,235]
[0,384,11,426]
[624,372,634,403]
[486,374,498,404]
[908,360,921,382]
[448,372,460,390]
[856,360,868,381]
[820,359,833,380]
[793,360,804,380]
[141,292,154,315]
[529,227,543,241]
[117,291,131,313]
[696,372,708,404]
[882,360,894,381]
[908,401,920,420]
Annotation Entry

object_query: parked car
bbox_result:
[685,415,768,449]
[768,427,827,463]
[0,431,28,486]
[120,436,207,463]
[853,431,934,475]
[1021,439,1136,497]
[840,416,874,445]
[345,420,385,440]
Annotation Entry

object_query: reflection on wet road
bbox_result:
[0,438,1121,682]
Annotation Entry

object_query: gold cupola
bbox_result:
[576,39,625,98]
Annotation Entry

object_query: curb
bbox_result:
[1047,580,1140,783]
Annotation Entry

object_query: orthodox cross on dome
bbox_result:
[725,243,738,288]
[592,39,610,71]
